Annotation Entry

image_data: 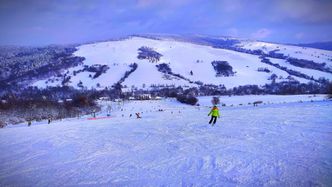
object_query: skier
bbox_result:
[92,109,96,118]
[208,105,220,126]
[106,105,112,117]
[135,112,141,119]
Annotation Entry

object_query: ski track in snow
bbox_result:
[0,96,332,186]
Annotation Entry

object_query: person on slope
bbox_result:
[208,105,220,126]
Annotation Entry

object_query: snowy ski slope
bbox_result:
[0,95,331,186]
[33,37,332,90]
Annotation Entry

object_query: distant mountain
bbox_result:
[1,35,332,93]
[296,41,332,51]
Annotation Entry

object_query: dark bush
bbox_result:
[259,56,321,83]
[137,46,162,62]
[83,64,110,79]
[211,61,235,77]
[117,63,138,84]
[328,82,332,98]
[71,95,95,107]
[176,94,198,105]
[155,63,198,85]
[156,63,172,73]
[287,58,331,73]
[257,67,271,73]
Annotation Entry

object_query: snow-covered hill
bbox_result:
[33,36,332,90]
[236,40,332,68]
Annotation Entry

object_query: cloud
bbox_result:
[226,28,239,37]
[295,32,305,40]
[136,0,156,7]
[218,0,244,12]
[136,0,193,8]
[273,0,332,23]
[1,0,331,45]
[251,28,272,39]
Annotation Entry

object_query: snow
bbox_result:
[32,37,332,90]
[197,94,327,106]
[1,95,331,186]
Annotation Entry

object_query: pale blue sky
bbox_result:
[0,0,332,45]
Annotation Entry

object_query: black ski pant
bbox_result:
[209,116,217,124]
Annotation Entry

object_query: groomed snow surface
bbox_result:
[0,95,332,186]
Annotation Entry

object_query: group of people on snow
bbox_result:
[27,98,222,126]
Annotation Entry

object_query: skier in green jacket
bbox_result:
[208,105,220,126]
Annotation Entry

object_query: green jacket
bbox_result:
[208,107,220,117]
